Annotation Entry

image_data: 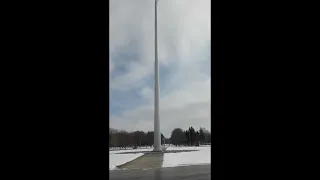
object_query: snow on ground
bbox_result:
[109,153,144,170]
[162,145,210,167]
[109,145,210,170]
[109,146,153,151]
[109,148,153,170]
[109,147,153,154]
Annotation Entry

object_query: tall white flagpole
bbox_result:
[153,0,161,152]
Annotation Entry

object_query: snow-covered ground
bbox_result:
[162,145,210,167]
[109,145,210,170]
[109,146,153,151]
[110,153,144,170]
[109,148,153,170]
[109,148,153,154]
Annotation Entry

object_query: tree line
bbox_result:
[109,128,166,148]
[170,127,211,146]
[109,126,210,148]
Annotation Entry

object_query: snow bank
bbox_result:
[162,146,211,167]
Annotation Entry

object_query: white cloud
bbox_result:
[110,77,211,137]
[110,0,211,137]
[140,87,153,100]
[109,58,114,73]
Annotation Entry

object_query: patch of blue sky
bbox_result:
[110,40,141,79]
[142,60,177,98]
[110,88,146,116]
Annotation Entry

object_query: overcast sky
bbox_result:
[110,0,211,137]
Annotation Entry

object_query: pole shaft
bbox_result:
[153,0,161,152]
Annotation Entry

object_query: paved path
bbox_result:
[110,164,211,180]
[117,147,170,169]
[117,152,164,169]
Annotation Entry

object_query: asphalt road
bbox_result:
[110,164,211,180]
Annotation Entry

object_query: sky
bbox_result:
[110,0,211,137]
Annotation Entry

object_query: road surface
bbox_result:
[110,164,210,180]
